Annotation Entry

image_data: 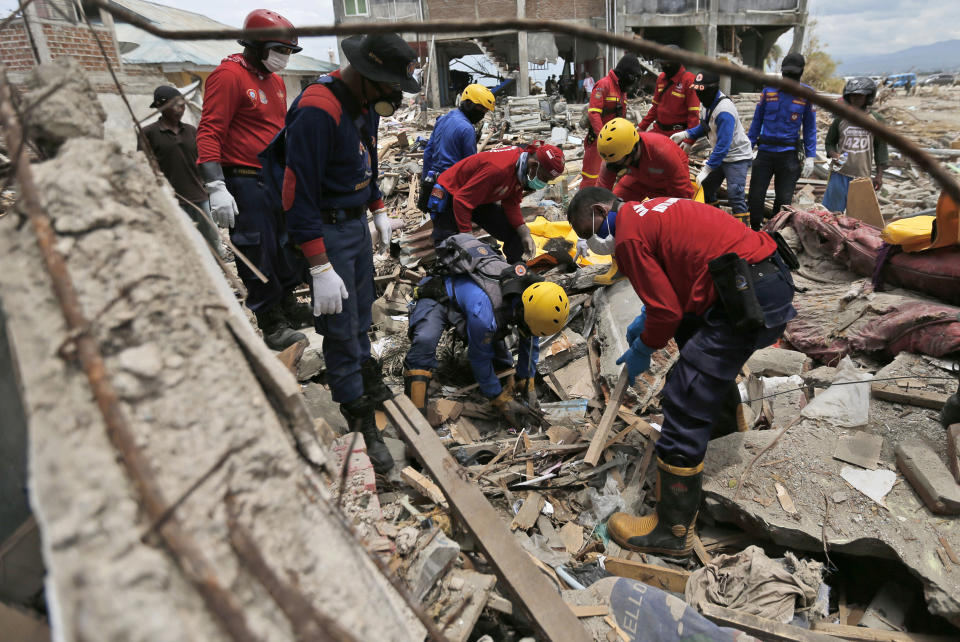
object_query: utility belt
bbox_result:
[708,250,791,332]
[426,182,450,215]
[655,121,686,132]
[319,206,365,224]
[758,135,801,148]
[223,165,260,178]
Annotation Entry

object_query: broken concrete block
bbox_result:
[896,440,960,515]
[296,328,325,381]
[801,366,839,389]
[537,328,586,374]
[834,432,883,470]
[410,530,460,601]
[745,347,811,377]
[549,358,595,399]
[595,279,644,386]
[859,581,912,631]
[948,425,960,483]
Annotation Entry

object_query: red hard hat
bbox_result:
[535,144,565,179]
[239,9,302,52]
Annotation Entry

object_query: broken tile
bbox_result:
[841,466,896,508]
[834,432,883,470]
[896,440,960,515]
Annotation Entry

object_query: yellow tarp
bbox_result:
[880,191,959,253]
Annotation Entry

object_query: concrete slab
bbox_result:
[702,426,960,624]
[895,440,960,515]
[745,347,811,377]
[537,328,587,374]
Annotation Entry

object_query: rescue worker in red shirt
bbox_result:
[196,9,307,351]
[567,187,796,557]
[596,117,694,202]
[264,34,419,474]
[430,142,565,263]
[580,54,644,187]
[637,45,700,136]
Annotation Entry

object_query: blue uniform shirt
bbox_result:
[445,276,539,397]
[422,108,478,177]
[686,94,737,169]
[747,85,817,158]
[279,74,384,248]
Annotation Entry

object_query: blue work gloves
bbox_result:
[625,308,646,345]
[616,337,655,385]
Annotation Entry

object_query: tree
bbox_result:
[802,19,846,93]
[765,43,783,73]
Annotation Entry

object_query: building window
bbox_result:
[344,0,368,16]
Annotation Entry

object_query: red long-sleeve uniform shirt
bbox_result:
[437,146,527,232]
[587,70,627,135]
[598,131,694,201]
[638,67,700,132]
[613,197,777,349]
[196,54,287,168]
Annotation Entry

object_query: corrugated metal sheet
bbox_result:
[111,0,336,73]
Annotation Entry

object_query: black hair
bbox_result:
[567,186,617,223]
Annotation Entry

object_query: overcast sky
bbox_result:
[2,0,957,65]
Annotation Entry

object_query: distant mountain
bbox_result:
[835,39,960,76]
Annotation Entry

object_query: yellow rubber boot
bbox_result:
[403,369,432,415]
[734,212,750,227]
[607,458,702,557]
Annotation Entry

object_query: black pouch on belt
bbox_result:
[708,253,765,332]
[417,172,435,213]
[413,276,448,303]
[767,231,800,270]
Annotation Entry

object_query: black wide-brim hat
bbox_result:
[342,34,421,94]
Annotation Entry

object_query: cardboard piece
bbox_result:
[845,177,885,229]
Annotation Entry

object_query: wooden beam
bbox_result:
[810,621,957,642]
[384,396,591,642]
[400,466,448,508]
[602,557,690,593]
[700,604,840,642]
[584,364,629,466]
[871,383,948,410]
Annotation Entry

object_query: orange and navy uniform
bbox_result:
[638,67,700,134]
[581,69,627,186]
[280,71,385,261]
[196,54,286,168]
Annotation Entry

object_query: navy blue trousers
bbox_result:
[656,254,796,465]
[748,150,801,230]
[403,292,512,375]
[432,201,524,263]
[225,174,305,312]
[702,159,750,214]
[312,217,375,404]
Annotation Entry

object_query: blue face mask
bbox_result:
[527,176,548,190]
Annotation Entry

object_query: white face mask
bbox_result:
[586,207,615,255]
[263,50,290,74]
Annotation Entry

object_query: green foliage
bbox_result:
[802,19,846,93]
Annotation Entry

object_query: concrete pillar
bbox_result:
[427,37,441,108]
[517,0,528,97]
[20,0,52,63]
[705,0,718,60]
[790,0,809,55]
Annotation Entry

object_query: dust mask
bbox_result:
[586,205,616,255]
[263,50,289,74]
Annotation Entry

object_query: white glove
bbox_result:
[680,142,693,154]
[205,180,238,228]
[310,262,349,315]
[372,208,394,254]
[801,157,815,178]
[518,226,537,260]
[696,166,712,186]
[669,131,687,145]
[575,238,590,261]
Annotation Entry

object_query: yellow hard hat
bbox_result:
[461,84,496,111]
[521,282,569,337]
[598,117,639,163]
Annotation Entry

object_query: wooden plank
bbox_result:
[584,364,630,466]
[384,397,591,642]
[523,433,535,480]
[400,466,448,508]
[700,604,840,642]
[939,535,960,565]
[776,483,798,515]
[692,534,713,566]
[602,557,690,593]
[603,615,630,642]
[560,522,584,555]
[510,492,544,531]
[871,383,949,410]
[442,570,496,642]
[810,621,956,642]
[567,604,609,618]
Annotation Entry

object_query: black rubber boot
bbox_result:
[403,369,433,415]
[255,305,307,351]
[361,358,394,408]
[340,395,394,474]
[606,457,702,557]
[280,291,314,329]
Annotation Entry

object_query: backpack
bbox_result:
[434,233,540,325]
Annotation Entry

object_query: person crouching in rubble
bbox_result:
[402,234,569,425]
[428,142,565,263]
[418,84,496,212]
[267,33,420,474]
[567,188,797,556]
[822,77,889,214]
